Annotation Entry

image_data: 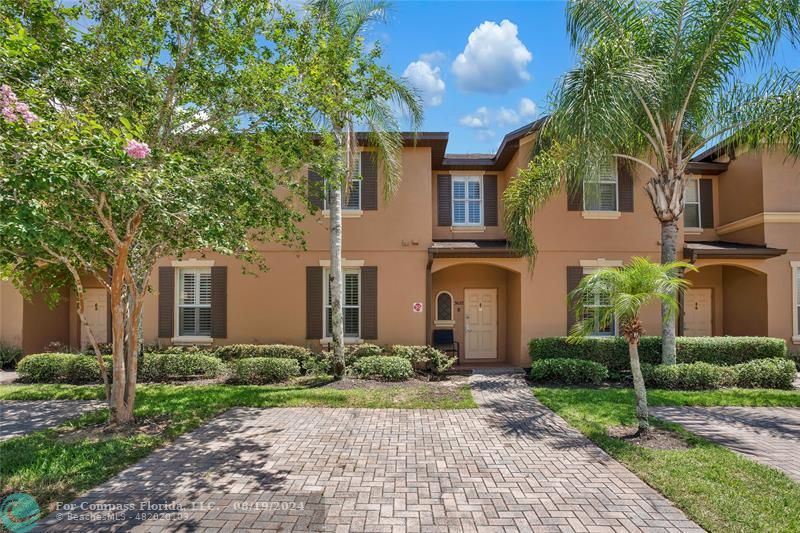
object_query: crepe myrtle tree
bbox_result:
[505,0,800,363]
[0,0,315,424]
[296,0,422,379]
[569,257,695,434]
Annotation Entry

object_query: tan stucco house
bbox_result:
[2,121,799,366]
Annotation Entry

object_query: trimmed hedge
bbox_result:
[17,353,112,383]
[351,356,414,381]
[529,336,788,371]
[643,358,796,390]
[387,345,456,376]
[227,357,300,384]
[139,353,225,382]
[0,342,23,369]
[529,358,608,385]
[214,344,311,363]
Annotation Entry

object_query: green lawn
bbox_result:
[535,387,800,533]
[0,379,475,510]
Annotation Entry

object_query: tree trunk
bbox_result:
[660,219,679,364]
[329,181,345,379]
[110,250,134,424]
[628,340,649,434]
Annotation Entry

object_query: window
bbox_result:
[435,291,454,325]
[684,179,701,228]
[584,164,618,211]
[325,269,360,338]
[178,268,211,337]
[324,155,361,211]
[793,263,800,342]
[583,268,615,336]
[452,176,482,225]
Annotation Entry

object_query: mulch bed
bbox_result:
[608,425,690,450]
[56,415,170,443]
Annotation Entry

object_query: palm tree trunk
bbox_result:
[628,340,649,434]
[660,219,679,364]
[329,169,345,380]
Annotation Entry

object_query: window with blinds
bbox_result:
[324,155,361,211]
[684,179,701,228]
[325,269,360,338]
[178,268,212,337]
[582,267,616,336]
[452,176,482,225]
[584,164,618,211]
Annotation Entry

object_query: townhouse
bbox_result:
[2,121,799,365]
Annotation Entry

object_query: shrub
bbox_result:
[227,357,300,384]
[214,344,313,371]
[387,345,456,376]
[529,336,788,371]
[312,343,384,375]
[351,356,414,381]
[529,358,608,385]
[82,343,113,355]
[733,358,796,389]
[145,344,210,355]
[788,351,800,371]
[139,353,225,382]
[642,361,735,390]
[17,353,71,382]
[0,342,22,369]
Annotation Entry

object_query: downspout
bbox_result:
[426,253,433,345]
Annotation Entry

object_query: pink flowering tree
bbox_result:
[0,0,317,423]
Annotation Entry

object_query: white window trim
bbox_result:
[323,267,361,340]
[434,291,456,327]
[583,265,618,337]
[321,209,363,219]
[451,175,483,226]
[174,266,213,342]
[792,261,800,344]
[583,164,619,212]
[580,259,624,268]
[323,153,362,213]
[684,178,702,231]
[450,225,486,233]
[318,258,365,268]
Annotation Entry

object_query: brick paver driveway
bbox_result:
[653,406,800,482]
[0,400,103,441]
[39,372,700,532]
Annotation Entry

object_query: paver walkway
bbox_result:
[0,400,103,441]
[38,372,700,532]
[653,406,800,482]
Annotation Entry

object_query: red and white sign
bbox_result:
[412,302,423,313]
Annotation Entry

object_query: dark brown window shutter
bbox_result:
[437,174,451,226]
[158,266,175,338]
[307,169,324,210]
[566,266,584,334]
[699,178,714,228]
[211,266,227,338]
[618,161,634,212]
[361,152,378,210]
[306,266,323,339]
[567,185,583,211]
[361,266,378,339]
[484,174,498,226]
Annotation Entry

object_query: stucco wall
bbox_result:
[22,288,70,354]
[723,267,768,336]
[0,280,23,348]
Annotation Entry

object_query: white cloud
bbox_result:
[519,97,537,118]
[459,106,491,128]
[452,20,532,93]
[419,51,446,65]
[459,98,538,132]
[403,53,446,107]
[495,107,519,127]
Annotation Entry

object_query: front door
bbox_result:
[82,288,108,349]
[464,288,497,359]
[684,288,712,336]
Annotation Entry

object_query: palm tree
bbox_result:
[569,257,695,433]
[302,0,423,378]
[505,0,800,363]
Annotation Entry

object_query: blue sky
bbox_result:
[372,1,800,155]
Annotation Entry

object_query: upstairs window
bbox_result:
[684,179,701,228]
[325,269,360,338]
[452,176,482,225]
[178,268,211,337]
[325,155,361,211]
[584,164,618,211]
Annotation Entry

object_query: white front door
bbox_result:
[464,288,497,359]
[684,288,712,336]
[82,288,108,349]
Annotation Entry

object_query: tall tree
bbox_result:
[0,0,314,423]
[505,0,800,363]
[297,0,422,378]
[569,257,694,433]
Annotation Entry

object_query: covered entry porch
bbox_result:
[427,241,524,366]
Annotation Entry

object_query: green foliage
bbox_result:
[733,358,797,389]
[214,344,313,373]
[0,342,23,369]
[227,357,301,385]
[789,350,800,371]
[387,345,456,376]
[138,353,225,382]
[530,336,789,371]
[17,353,111,383]
[529,358,608,385]
[642,358,795,390]
[351,356,414,381]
